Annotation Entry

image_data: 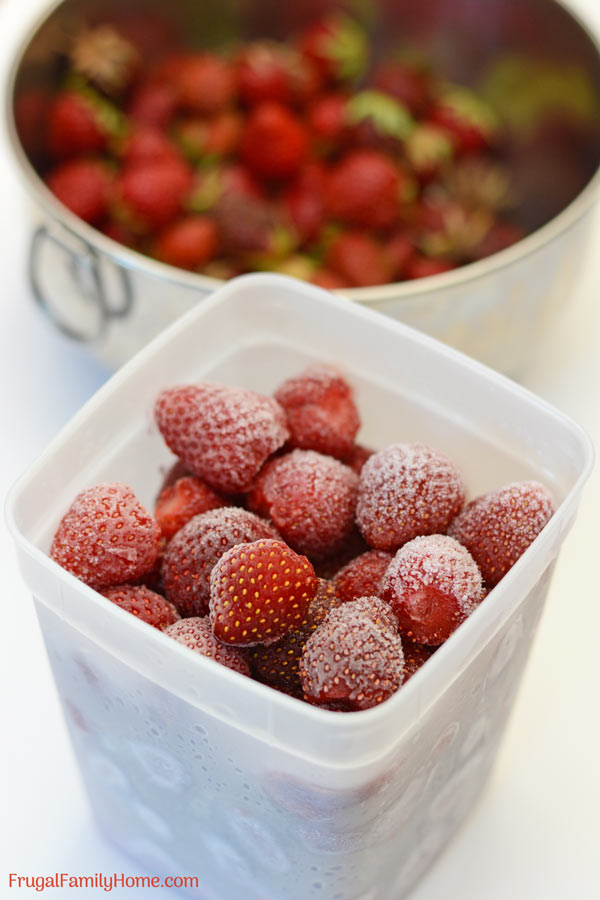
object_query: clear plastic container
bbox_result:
[6,274,593,900]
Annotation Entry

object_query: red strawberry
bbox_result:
[299,14,368,84]
[212,192,291,260]
[235,42,320,108]
[50,482,161,590]
[382,534,483,645]
[154,216,219,270]
[405,255,457,279]
[240,102,309,181]
[155,383,288,494]
[102,584,180,630]
[470,221,526,261]
[308,92,350,149]
[119,126,183,167]
[175,111,242,161]
[247,449,359,559]
[161,507,279,617]
[250,578,340,694]
[209,539,319,646]
[384,232,416,280]
[448,481,555,587]
[115,157,194,231]
[165,617,251,676]
[356,443,466,551]
[428,85,498,154]
[299,597,405,710]
[236,42,296,106]
[274,364,360,460]
[128,80,178,128]
[333,550,393,604]
[46,158,112,224]
[372,61,433,116]
[154,475,228,541]
[174,54,236,115]
[326,231,392,287]
[326,150,406,229]
[282,162,326,243]
[46,90,108,158]
[310,268,349,290]
[101,218,138,248]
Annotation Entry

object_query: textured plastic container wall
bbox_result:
[36,562,554,900]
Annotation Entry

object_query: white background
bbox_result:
[1,0,599,897]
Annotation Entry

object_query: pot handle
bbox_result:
[28,224,134,342]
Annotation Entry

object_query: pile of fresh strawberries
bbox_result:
[18,12,527,288]
[49,364,555,711]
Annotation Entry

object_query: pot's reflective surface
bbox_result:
[8,0,600,371]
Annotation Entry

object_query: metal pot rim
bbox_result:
[6,0,600,303]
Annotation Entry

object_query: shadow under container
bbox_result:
[6,274,593,900]
[7,0,600,373]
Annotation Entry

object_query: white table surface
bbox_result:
[1,0,599,897]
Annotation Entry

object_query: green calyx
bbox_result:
[437,83,499,138]
[323,14,369,82]
[66,74,129,140]
[346,90,415,140]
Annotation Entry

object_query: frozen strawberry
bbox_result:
[403,642,434,681]
[165,617,251,676]
[50,482,161,590]
[428,85,498,154]
[341,594,399,634]
[174,54,236,115]
[299,14,368,84]
[102,584,180,630]
[448,481,555,587]
[333,550,393,604]
[157,459,192,495]
[154,383,289,494]
[240,102,309,181]
[312,526,370,580]
[326,150,406,229]
[274,364,360,460]
[248,449,359,559]
[326,231,392,287]
[161,507,279,617]
[154,475,228,541]
[405,254,457,279]
[209,539,319,646]
[250,578,339,693]
[46,90,109,158]
[372,61,433,116]
[174,111,242,161]
[128,80,178,128]
[115,158,194,231]
[299,597,404,710]
[46,158,112,225]
[154,216,219,270]
[357,443,466,551]
[119,126,183,167]
[382,534,483,645]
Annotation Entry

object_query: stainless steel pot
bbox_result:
[6,0,600,373]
